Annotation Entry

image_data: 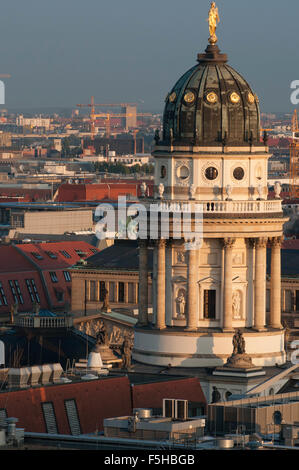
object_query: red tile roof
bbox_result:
[0,242,99,315]
[132,377,207,411]
[0,376,132,433]
[17,241,98,269]
[0,375,207,433]
[56,181,154,202]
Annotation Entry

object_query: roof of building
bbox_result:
[162,43,261,147]
[16,241,98,269]
[79,239,153,272]
[56,181,154,203]
[0,371,206,434]
[0,375,132,434]
[0,242,99,316]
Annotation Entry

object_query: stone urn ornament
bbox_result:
[225,184,232,200]
[140,181,147,198]
[158,183,165,199]
[189,184,196,200]
[257,183,263,200]
[274,181,282,199]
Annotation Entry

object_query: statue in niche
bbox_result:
[232,291,241,318]
[176,290,186,317]
[177,251,186,264]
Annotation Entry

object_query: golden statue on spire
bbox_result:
[208,2,220,45]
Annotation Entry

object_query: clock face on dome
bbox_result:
[206,91,218,104]
[230,92,241,104]
[184,91,195,104]
[169,92,177,103]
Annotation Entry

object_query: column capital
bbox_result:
[222,238,236,249]
[156,238,166,248]
[270,236,283,248]
[247,238,256,249]
[256,237,268,249]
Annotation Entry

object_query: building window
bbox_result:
[89,281,96,301]
[30,252,44,260]
[64,399,81,436]
[128,283,134,303]
[8,280,24,305]
[60,250,71,259]
[0,282,8,306]
[41,402,58,434]
[99,282,106,302]
[63,271,71,282]
[109,283,114,302]
[55,289,64,302]
[75,250,87,258]
[203,290,216,319]
[118,282,125,303]
[25,279,40,303]
[296,291,299,312]
[49,272,58,283]
[45,251,57,259]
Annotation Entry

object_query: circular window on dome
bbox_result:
[206,91,218,104]
[183,91,195,104]
[230,92,241,104]
[177,165,190,180]
[247,92,255,104]
[233,167,245,181]
[169,92,177,103]
[205,167,218,181]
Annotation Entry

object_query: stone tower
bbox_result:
[133,12,287,368]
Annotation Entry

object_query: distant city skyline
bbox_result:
[0,0,299,113]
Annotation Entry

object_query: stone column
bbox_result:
[85,280,90,301]
[186,246,198,330]
[222,238,235,331]
[269,237,283,329]
[95,281,100,302]
[254,237,268,331]
[124,282,129,304]
[156,239,166,329]
[134,282,138,304]
[138,239,148,326]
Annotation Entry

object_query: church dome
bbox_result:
[162,44,261,147]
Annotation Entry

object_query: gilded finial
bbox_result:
[208,2,220,45]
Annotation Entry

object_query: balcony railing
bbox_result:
[15,316,73,329]
[149,199,282,215]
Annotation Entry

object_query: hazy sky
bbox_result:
[0,0,299,113]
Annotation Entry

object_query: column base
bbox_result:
[222,328,234,333]
[269,324,283,330]
[252,327,267,332]
[185,327,197,332]
[155,326,167,331]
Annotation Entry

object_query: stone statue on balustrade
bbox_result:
[224,329,254,369]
